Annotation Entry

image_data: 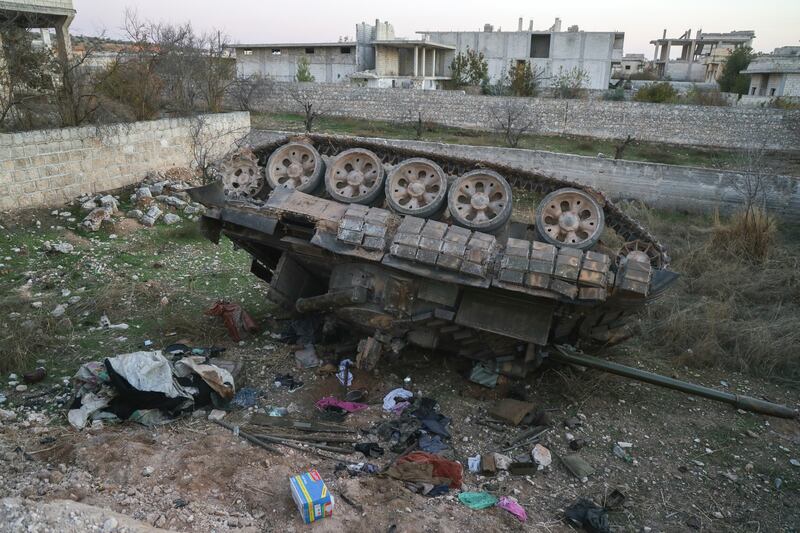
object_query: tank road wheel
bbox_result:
[447,169,513,233]
[219,155,265,200]
[619,239,665,269]
[265,142,325,193]
[325,148,386,205]
[536,188,605,249]
[385,158,448,217]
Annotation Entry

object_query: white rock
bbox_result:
[81,200,98,211]
[162,196,187,209]
[102,517,118,532]
[68,296,82,304]
[15,385,27,392]
[142,466,154,477]
[99,195,119,212]
[51,304,67,317]
[0,408,17,421]
[532,444,552,469]
[208,409,227,421]
[163,213,181,225]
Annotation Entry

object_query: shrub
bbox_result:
[718,47,753,95]
[769,97,800,110]
[634,82,678,103]
[684,85,729,106]
[507,60,543,97]
[552,67,589,99]
[603,88,625,101]
[450,48,488,87]
[295,56,315,82]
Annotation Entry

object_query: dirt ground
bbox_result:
[1,202,799,533]
[1,339,799,533]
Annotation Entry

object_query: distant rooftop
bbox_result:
[742,46,800,75]
[0,0,75,16]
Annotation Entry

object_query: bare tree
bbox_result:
[725,147,785,217]
[613,134,634,160]
[229,74,269,112]
[187,114,250,183]
[289,86,324,132]
[487,99,535,148]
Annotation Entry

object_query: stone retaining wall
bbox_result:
[0,112,251,210]
[248,82,800,151]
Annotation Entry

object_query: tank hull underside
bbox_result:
[192,135,678,376]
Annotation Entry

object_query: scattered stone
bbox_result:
[532,444,552,469]
[51,304,67,317]
[208,409,227,421]
[142,466,154,477]
[82,207,113,231]
[31,301,43,309]
[15,384,28,392]
[746,430,758,438]
[775,478,783,490]
[81,199,98,210]
[564,417,581,429]
[744,462,754,472]
[102,517,118,532]
[99,195,119,212]
[163,213,181,225]
[140,205,163,227]
[162,196,187,209]
[0,409,17,421]
[127,209,144,220]
[790,459,800,467]
[712,511,724,519]
[686,516,701,529]
[68,296,82,305]
[42,241,74,254]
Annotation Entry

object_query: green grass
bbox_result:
[0,204,277,388]
[251,112,800,174]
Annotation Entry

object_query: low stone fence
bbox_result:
[249,130,800,221]
[1,112,251,211]
[246,82,800,151]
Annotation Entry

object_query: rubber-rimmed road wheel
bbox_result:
[265,142,325,193]
[325,148,385,205]
[385,158,448,217]
[535,188,605,249]
[447,169,513,233]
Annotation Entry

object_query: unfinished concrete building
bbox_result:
[232,20,454,89]
[0,0,74,62]
[613,53,647,78]
[742,46,800,98]
[650,29,755,83]
[417,18,624,90]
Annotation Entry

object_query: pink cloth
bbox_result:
[315,396,368,413]
[497,497,527,522]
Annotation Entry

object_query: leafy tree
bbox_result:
[633,82,678,103]
[718,46,753,95]
[507,60,543,97]
[295,56,315,82]
[552,67,589,99]
[450,47,488,86]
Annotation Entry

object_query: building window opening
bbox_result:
[340,47,351,54]
[530,34,551,58]
[625,65,631,70]
[243,49,253,55]
[305,47,315,54]
[770,88,776,96]
[271,48,281,55]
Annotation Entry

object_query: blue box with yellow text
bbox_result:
[289,469,335,524]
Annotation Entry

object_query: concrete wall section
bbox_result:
[236,47,358,82]
[248,82,800,150]
[0,112,251,210]
[249,130,799,221]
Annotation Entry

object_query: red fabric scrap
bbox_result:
[204,301,258,342]
[395,451,463,489]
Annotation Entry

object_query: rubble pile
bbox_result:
[74,168,207,230]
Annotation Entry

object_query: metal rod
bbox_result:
[551,347,798,419]
[212,420,281,454]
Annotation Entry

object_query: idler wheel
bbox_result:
[385,158,448,217]
[266,142,325,193]
[447,169,513,233]
[325,148,386,205]
[535,188,604,249]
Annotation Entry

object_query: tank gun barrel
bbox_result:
[552,347,798,419]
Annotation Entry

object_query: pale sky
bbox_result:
[71,0,799,56]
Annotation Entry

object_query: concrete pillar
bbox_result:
[431,48,436,76]
[421,47,426,77]
[414,46,418,77]
[54,15,74,63]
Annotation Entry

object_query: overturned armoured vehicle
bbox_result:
[191,134,675,373]
[189,134,798,419]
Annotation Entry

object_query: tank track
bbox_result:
[249,134,671,269]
